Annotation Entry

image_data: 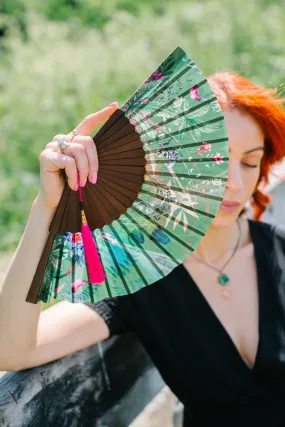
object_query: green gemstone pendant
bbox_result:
[218,274,230,285]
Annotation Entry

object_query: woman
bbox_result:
[1,72,285,427]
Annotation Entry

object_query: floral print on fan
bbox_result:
[37,46,229,304]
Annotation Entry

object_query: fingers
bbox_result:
[40,149,79,191]
[69,102,119,137]
[45,141,91,189]
[48,135,98,186]
[47,102,119,190]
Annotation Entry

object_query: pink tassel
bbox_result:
[78,173,105,284]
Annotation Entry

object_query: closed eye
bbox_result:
[242,163,258,168]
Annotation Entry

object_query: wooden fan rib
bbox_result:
[97,132,141,155]
[49,183,71,235]
[100,165,146,175]
[93,109,125,142]
[98,140,143,159]
[99,172,143,191]
[143,180,224,202]
[99,148,145,161]
[95,183,130,217]
[26,232,56,303]
[127,62,196,119]
[124,209,181,264]
[144,115,225,145]
[108,222,149,286]
[99,230,131,295]
[125,58,195,118]
[98,179,134,208]
[86,183,123,225]
[116,217,166,279]
[131,201,201,244]
[138,93,215,136]
[143,137,229,154]
[96,121,135,147]
[140,188,216,220]
[80,184,114,229]
[146,157,229,164]
[99,157,146,167]
[99,176,140,199]
[99,169,144,185]
[96,124,138,152]
[148,171,227,182]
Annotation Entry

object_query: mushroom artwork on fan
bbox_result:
[26,46,229,305]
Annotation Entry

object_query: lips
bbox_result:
[221,200,241,207]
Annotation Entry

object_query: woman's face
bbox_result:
[212,108,265,228]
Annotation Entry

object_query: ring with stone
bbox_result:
[57,138,71,153]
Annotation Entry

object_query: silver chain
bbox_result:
[190,219,242,274]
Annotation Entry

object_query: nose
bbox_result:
[225,160,243,191]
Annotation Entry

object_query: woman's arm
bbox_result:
[0,103,119,372]
[0,198,110,372]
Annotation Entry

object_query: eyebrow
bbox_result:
[229,146,264,154]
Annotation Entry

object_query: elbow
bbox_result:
[0,352,31,373]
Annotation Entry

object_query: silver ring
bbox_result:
[70,129,79,141]
[57,138,71,153]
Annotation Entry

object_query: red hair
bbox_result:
[207,71,285,221]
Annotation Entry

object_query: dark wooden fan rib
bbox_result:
[117,217,165,281]
[98,142,143,159]
[99,169,144,185]
[97,134,141,155]
[100,165,145,175]
[98,179,134,209]
[97,122,135,145]
[99,172,143,191]
[94,112,130,145]
[100,234,131,295]
[95,183,129,217]
[99,157,146,167]
[124,210,180,266]
[26,183,72,303]
[99,148,145,161]
[108,223,149,286]
[129,60,195,118]
[93,109,125,142]
[99,177,139,201]
[134,80,210,129]
[78,184,114,230]
[96,124,138,151]
[143,137,229,154]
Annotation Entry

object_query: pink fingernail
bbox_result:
[74,183,78,191]
[108,102,117,107]
[91,172,97,184]
[81,178,87,187]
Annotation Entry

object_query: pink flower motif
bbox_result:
[199,141,212,152]
[195,151,203,157]
[190,85,201,101]
[151,71,164,81]
[72,233,82,244]
[71,279,88,293]
[213,153,224,165]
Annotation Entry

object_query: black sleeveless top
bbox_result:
[86,219,285,426]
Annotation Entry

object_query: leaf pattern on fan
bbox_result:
[37,46,229,304]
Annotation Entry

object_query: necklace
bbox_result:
[190,219,242,300]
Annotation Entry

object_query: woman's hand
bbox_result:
[35,102,118,210]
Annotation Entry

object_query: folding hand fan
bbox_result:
[26,46,229,304]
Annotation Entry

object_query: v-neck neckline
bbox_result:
[179,218,264,373]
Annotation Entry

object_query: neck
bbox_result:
[192,217,245,264]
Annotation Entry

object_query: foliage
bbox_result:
[0,0,285,254]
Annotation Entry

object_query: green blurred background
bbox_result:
[1,0,285,254]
